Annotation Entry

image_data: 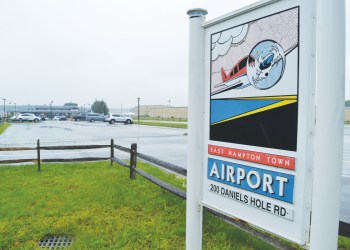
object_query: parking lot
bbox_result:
[0,121,188,167]
[0,121,349,223]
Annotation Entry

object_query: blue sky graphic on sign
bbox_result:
[210,99,281,124]
[207,157,294,203]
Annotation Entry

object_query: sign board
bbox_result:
[200,0,316,244]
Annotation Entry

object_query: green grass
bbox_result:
[339,236,350,249]
[140,117,187,122]
[0,122,10,134]
[134,121,187,129]
[0,162,349,249]
[0,161,277,249]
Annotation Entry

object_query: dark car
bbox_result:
[72,113,87,121]
[86,113,105,122]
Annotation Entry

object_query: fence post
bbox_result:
[110,139,114,165]
[130,143,137,179]
[37,139,41,171]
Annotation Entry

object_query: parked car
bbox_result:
[17,113,41,122]
[10,116,17,122]
[72,113,87,121]
[53,116,67,121]
[105,114,133,124]
[86,113,105,122]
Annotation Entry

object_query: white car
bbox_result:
[105,114,133,124]
[17,113,41,122]
[53,116,67,121]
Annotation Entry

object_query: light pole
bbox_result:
[2,98,6,119]
[9,102,16,116]
[83,104,90,114]
[50,101,53,119]
[137,97,140,122]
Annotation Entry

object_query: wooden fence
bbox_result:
[0,139,349,246]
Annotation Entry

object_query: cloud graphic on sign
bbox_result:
[211,24,248,61]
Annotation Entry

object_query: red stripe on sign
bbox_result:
[208,144,295,170]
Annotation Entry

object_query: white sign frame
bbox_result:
[200,0,316,245]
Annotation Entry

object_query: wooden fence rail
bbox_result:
[0,139,349,241]
[0,147,35,151]
[0,141,111,166]
[114,144,131,153]
[134,167,186,199]
[116,145,350,241]
[43,157,110,163]
[40,145,110,150]
[137,152,187,176]
[0,158,37,164]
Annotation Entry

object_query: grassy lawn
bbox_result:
[134,121,187,129]
[0,161,348,249]
[0,122,10,135]
[140,117,187,122]
[0,161,276,249]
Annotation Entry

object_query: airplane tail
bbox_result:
[221,67,227,82]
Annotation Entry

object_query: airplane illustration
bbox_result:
[215,55,255,89]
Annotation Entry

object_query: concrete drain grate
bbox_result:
[39,235,73,249]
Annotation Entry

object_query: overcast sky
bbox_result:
[0,0,349,110]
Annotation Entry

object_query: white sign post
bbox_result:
[310,0,345,249]
[186,8,207,250]
[186,0,345,249]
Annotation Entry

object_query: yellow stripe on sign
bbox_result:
[212,99,297,125]
[234,95,297,101]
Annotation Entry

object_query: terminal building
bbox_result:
[4,102,349,122]
[130,105,188,120]
[346,107,350,123]
[5,102,90,119]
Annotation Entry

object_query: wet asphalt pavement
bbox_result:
[0,121,349,223]
[0,121,188,168]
